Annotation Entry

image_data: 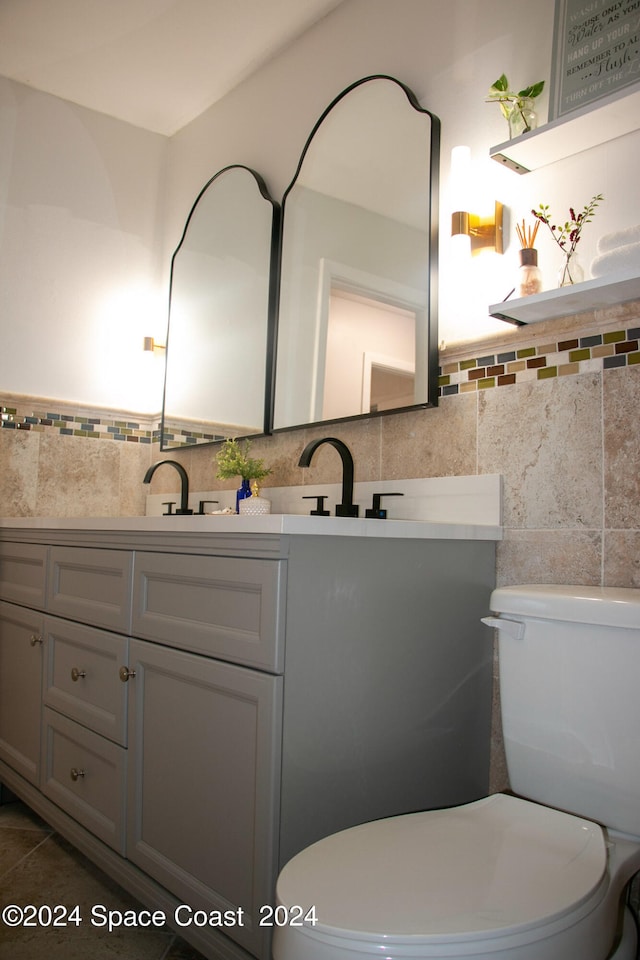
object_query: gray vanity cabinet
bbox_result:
[0,525,496,960]
[126,637,282,959]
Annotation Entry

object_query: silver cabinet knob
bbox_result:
[70,768,85,782]
[29,634,43,646]
[119,665,136,682]
[70,667,86,682]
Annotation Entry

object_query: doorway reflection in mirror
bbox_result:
[323,289,416,420]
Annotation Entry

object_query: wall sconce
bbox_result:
[450,145,504,255]
[451,203,504,255]
[143,337,166,352]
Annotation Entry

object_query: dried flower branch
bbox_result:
[532,193,604,284]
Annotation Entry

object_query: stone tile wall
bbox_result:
[0,397,154,517]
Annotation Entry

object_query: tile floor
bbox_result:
[0,799,207,960]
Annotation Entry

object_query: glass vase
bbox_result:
[557,255,584,287]
[517,248,543,297]
[235,478,252,513]
[507,98,538,139]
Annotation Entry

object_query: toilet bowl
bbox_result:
[273,585,640,960]
[274,793,640,959]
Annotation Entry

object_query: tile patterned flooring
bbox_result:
[0,800,207,960]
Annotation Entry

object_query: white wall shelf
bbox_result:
[490,84,640,174]
[489,271,640,325]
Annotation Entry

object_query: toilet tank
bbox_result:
[488,584,640,837]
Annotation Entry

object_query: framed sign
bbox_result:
[550,0,640,119]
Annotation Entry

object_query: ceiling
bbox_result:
[0,0,344,135]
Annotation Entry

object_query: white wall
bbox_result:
[1,0,638,413]
[0,77,167,412]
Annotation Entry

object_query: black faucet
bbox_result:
[143,460,193,515]
[298,438,358,517]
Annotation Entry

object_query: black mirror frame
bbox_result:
[269,75,440,434]
[159,78,440,447]
[160,164,281,450]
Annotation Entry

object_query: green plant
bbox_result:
[215,438,271,482]
[532,194,604,285]
[486,74,545,134]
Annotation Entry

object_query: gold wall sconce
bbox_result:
[451,202,504,255]
[143,337,166,352]
[449,145,504,256]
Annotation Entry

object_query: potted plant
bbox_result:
[215,438,271,512]
[486,74,545,138]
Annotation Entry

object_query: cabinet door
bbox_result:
[0,601,44,785]
[126,638,282,959]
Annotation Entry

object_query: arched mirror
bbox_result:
[272,76,440,432]
[160,165,279,449]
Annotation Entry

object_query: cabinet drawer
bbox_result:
[132,552,285,672]
[43,617,128,746]
[0,542,47,609]
[41,707,126,854]
[48,547,132,633]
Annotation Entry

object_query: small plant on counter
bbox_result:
[215,437,271,482]
[486,74,545,138]
[532,193,604,286]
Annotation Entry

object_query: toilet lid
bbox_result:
[276,794,607,942]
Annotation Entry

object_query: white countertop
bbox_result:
[0,514,502,540]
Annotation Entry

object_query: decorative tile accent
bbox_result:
[0,399,229,448]
[1,401,157,443]
[439,321,640,396]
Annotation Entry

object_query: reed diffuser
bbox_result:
[515,219,542,297]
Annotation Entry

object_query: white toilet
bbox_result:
[273,584,640,960]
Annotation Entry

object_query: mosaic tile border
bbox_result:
[0,404,158,443]
[160,424,226,448]
[0,401,231,447]
[438,324,640,396]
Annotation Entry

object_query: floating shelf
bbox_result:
[490,84,640,174]
[489,272,640,325]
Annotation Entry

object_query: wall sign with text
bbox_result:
[550,0,640,118]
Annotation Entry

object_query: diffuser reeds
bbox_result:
[516,219,539,249]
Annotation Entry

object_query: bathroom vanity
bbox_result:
[0,516,498,960]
